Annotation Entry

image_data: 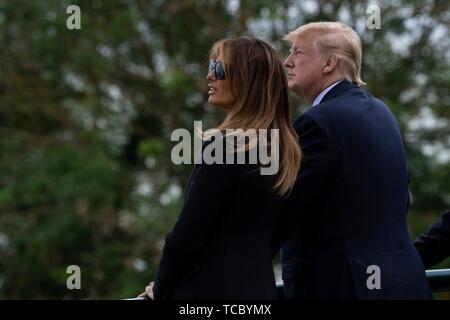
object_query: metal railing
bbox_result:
[425,268,450,292]
[126,268,450,300]
[275,268,450,299]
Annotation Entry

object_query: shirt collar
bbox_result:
[312,80,343,107]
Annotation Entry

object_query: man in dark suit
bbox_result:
[279,21,432,299]
[414,210,450,269]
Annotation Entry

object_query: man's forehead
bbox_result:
[292,32,316,49]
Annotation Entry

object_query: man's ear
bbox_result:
[322,55,339,74]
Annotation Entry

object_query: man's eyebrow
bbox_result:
[291,45,305,51]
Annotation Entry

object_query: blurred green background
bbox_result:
[0,0,449,299]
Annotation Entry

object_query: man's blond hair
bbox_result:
[284,21,366,86]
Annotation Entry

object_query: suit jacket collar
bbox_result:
[319,80,359,105]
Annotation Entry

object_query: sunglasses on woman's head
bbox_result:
[208,60,226,80]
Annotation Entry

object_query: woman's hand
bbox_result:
[137,281,155,300]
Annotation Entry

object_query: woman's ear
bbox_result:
[323,55,338,75]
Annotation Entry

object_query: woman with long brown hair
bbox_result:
[140,36,301,299]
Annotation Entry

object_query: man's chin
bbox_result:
[287,82,298,92]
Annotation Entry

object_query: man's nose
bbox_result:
[284,55,293,68]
